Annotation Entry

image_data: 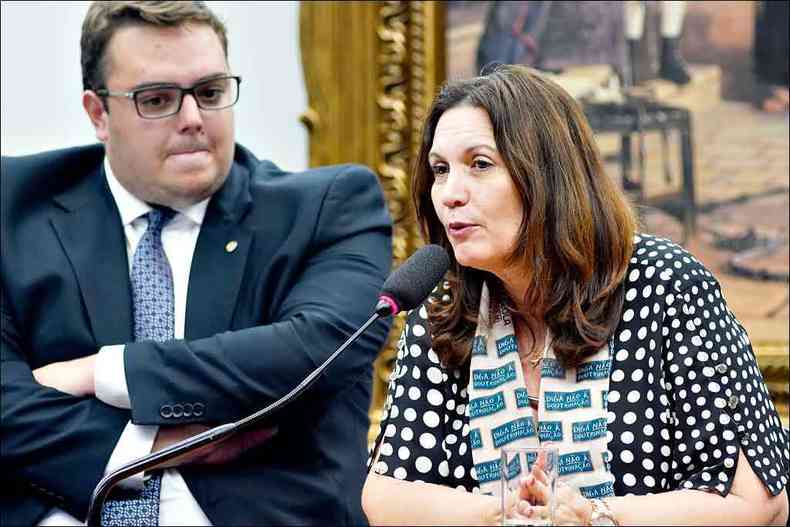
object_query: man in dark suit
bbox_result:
[1,2,392,525]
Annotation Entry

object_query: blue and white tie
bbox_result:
[102,207,176,526]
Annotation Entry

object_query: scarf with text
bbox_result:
[466,282,615,498]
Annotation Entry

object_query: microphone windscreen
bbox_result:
[381,244,450,313]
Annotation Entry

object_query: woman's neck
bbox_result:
[513,315,546,357]
[495,264,536,317]
[493,265,548,366]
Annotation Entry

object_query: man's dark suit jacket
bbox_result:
[1,143,393,526]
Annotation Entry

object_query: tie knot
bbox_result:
[146,206,176,232]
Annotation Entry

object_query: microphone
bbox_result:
[376,244,450,316]
[86,244,450,527]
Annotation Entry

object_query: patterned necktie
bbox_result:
[102,207,176,526]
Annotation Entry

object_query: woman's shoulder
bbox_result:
[398,279,457,368]
[403,279,451,337]
[403,302,433,345]
[387,286,462,397]
[626,233,720,295]
[398,291,439,363]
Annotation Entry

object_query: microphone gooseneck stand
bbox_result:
[86,309,386,527]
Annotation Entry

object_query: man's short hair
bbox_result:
[80,1,229,92]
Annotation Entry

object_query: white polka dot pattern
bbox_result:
[370,234,789,498]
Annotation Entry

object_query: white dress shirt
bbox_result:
[40,159,212,526]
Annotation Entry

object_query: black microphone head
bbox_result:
[378,244,450,316]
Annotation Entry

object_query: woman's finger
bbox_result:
[527,504,552,524]
[520,472,551,505]
[533,449,547,471]
[501,486,534,525]
[518,475,537,503]
[503,485,520,512]
[530,464,549,486]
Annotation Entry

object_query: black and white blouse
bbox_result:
[371,234,789,498]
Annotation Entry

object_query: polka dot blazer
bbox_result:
[371,234,789,498]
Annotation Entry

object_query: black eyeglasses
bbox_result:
[96,75,241,119]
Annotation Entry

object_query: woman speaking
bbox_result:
[363,64,788,525]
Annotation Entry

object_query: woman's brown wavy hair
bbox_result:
[411,64,636,370]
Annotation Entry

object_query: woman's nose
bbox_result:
[440,170,470,208]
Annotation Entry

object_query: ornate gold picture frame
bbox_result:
[300,1,446,441]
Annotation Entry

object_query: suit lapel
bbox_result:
[185,160,254,339]
[50,166,134,345]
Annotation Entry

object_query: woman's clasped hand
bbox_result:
[503,453,595,526]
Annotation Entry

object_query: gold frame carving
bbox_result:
[298,1,787,440]
[300,1,446,442]
[755,342,789,425]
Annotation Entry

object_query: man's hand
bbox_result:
[32,354,97,397]
[152,424,278,468]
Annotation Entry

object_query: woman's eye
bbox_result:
[430,164,449,176]
[471,158,493,170]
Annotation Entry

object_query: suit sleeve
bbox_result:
[124,165,394,424]
[1,285,131,520]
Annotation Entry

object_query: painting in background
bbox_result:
[446,1,788,414]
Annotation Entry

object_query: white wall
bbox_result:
[1,0,308,171]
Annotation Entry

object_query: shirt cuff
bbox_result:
[95,344,131,409]
[106,421,159,490]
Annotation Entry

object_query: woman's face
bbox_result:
[429,105,524,277]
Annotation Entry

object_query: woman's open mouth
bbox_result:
[447,221,479,239]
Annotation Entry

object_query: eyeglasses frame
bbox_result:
[94,74,242,119]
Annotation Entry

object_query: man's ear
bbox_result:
[82,91,110,143]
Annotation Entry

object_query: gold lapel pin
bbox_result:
[225,240,238,253]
